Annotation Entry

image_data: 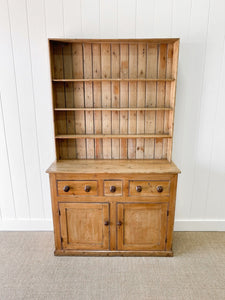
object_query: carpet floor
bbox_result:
[0,232,224,300]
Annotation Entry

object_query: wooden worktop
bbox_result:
[46,160,181,174]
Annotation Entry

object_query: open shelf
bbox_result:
[54,107,173,111]
[55,134,172,139]
[52,78,175,82]
[50,39,179,161]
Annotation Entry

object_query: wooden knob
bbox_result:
[136,185,142,192]
[117,221,122,226]
[63,185,70,192]
[157,185,163,193]
[84,185,91,192]
[110,186,116,193]
[104,221,109,226]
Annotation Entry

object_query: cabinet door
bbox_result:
[117,203,168,251]
[59,203,110,250]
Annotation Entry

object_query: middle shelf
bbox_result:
[55,134,172,139]
[52,78,175,82]
[54,107,173,111]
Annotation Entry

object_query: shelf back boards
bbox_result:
[49,39,179,161]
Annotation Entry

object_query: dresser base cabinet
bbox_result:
[47,160,180,257]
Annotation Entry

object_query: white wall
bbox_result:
[0,0,225,231]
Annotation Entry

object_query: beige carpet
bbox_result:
[0,232,225,300]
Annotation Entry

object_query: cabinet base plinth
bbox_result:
[54,250,173,257]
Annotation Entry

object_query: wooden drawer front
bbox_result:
[129,180,170,196]
[117,203,168,251]
[104,180,122,196]
[59,203,109,250]
[57,180,98,196]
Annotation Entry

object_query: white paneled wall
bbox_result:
[0,0,225,231]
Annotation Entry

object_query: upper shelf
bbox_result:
[52,78,175,82]
[54,107,173,111]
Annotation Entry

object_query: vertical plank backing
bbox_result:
[155,44,167,159]
[92,43,103,159]
[167,40,179,161]
[52,39,179,161]
[63,43,76,159]
[101,43,112,159]
[163,43,173,159]
[72,43,86,159]
[128,44,137,159]
[145,44,158,158]
[120,44,129,159]
[136,43,146,159]
[111,44,120,159]
[53,43,67,159]
[83,43,94,159]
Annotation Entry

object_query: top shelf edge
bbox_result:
[49,38,180,44]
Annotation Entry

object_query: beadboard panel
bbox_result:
[0,0,225,230]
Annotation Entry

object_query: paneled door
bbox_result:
[59,202,110,250]
[117,203,168,251]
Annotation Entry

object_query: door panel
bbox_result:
[117,203,168,250]
[59,202,110,250]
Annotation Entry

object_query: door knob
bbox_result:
[110,186,116,193]
[63,185,70,192]
[136,185,142,192]
[84,185,91,192]
[104,221,109,226]
[117,221,122,226]
[157,185,163,193]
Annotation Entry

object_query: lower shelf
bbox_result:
[54,250,173,257]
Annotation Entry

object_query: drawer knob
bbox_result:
[104,221,109,226]
[110,186,116,193]
[157,185,163,193]
[136,185,142,193]
[63,185,70,192]
[84,185,91,192]
[117,221,122,226]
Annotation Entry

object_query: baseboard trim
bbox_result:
[0,219,225,231]
[174,220,225,231]
[0,219,53,231]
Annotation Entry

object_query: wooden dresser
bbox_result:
[47,38,180,256]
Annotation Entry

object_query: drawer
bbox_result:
[129,180,170,196]
[57,180,98,196]
[104,180,122,196]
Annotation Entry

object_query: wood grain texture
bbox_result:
[49,174,61,250]
[117,203,168,251]
[50,39,179,161]
[46,159,180,174]
[49,169,178,256]
[59,202,109,250]
[128,44,137,159]
[120,44,129,159]
[136,43,146,159]
[145,44,158,159]
[111,44,120,159]
[129,180,170,196]
[101,43,112,159]
[57,180,98,196]
[104,180,122,196]
[72,43,86,159]
[54,250,173,257]
[63,43,76,159]
[155,44,167,159]
[92,43,103,159]
[83,43,94,159]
